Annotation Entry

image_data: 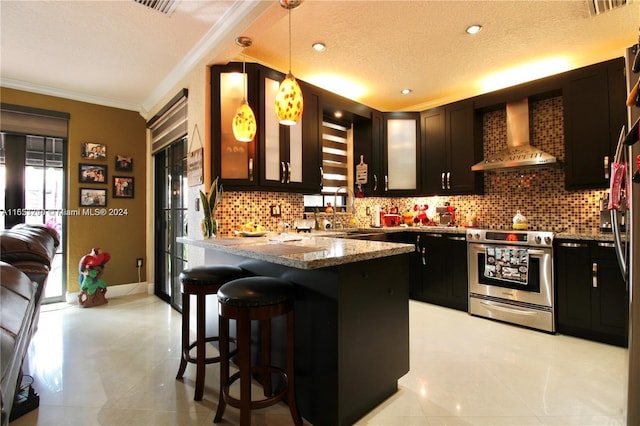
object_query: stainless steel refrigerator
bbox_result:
[612,43,639,425]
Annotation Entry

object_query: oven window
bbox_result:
[476,252,541,293]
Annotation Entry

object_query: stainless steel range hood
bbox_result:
[471,98,557,171]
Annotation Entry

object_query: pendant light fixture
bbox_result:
[232,36,257,142]
[275,0,304,126]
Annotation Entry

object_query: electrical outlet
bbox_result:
[136,258,143,267]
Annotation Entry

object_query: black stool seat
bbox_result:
[176,264,245,401]
[179,264,245,287]
[217,276,294,307]
[214,276,302,426]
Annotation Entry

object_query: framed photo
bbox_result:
[113,176,134,198]
[79,163,107,183]
[81,142,107,160]
[79,188,107,207]
[115,154,133,171]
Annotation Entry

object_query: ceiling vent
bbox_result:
[132,0,179,16]
[587,0,627,16]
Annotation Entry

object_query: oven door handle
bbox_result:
[469,244,548,257]
[480,300,540,316]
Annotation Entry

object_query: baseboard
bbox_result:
[66,281,152,304]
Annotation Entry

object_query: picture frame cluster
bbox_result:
[79,142,135,206]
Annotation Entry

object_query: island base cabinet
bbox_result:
[203,250,411,426]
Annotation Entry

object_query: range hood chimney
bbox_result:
[471,98,556,171]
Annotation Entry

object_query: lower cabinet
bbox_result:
[555,239,628,347]
[389,232,468,311]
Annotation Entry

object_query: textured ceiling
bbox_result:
[1,1,638,117]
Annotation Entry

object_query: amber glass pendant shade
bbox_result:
[232,99,256,142]
[275,73,304,125]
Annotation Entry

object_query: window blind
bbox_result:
[321,120,349,194]
[148,89,188,153]
[0,103,69,138]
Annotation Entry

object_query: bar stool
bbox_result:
[214,276,302,426]
[175,264,245,401]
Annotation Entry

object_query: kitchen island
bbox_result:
[178,235,414,426]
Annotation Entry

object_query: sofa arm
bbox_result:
[0,262,39,426]
[0,224,59,268]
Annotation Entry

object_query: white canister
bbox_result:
[373,205,381,227]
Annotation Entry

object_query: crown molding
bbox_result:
[0,78,141,112]
[141,0,272,116]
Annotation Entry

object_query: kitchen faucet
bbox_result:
[333,186,355,229]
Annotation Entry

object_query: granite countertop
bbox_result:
[177,235,414,270]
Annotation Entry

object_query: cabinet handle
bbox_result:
[559,242,588,248]
[604,156,609,180]
[281,161,286,184]
[598,242,615,248]
[384,175,388,192]
[249,158,254,182]
[319,167,324,190]
[373,174,378,192]
[446,171,451,190]
[421,246,427,265]
[592,262,598,288]
[441,172,445,190]
[448,236,466,241]
[415,234,421,252]
[286,161,291,183]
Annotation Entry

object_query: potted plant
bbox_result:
[200,177,223,238]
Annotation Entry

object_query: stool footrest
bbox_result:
[222,367,289,410]
[183,337,237,365]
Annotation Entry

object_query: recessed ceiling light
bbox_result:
[466,24,482,35]
[312,42,326,52]
[401,89,412,95]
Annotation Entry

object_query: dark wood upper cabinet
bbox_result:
[211,62,258,189]
[563,58,627,190]
[421,99,482,195]
[382,112,421,196]
[211,63,320,192]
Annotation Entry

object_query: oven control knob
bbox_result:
[535,235,542,244]
[474,232,480,240]
[544,236,552,245]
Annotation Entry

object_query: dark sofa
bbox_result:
[1,224,59,425]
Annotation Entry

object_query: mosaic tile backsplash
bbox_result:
[214,96,606,236]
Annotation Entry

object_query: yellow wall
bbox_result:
[1,87,147,291]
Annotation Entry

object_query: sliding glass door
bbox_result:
[153,137,188,310]
[0,132,67,302]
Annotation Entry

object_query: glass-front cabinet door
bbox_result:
[212,62,320,192]
[259,67,308,190]
[383,112,420,195]
[212,63,257,188]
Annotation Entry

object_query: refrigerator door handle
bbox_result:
[611,126,630,285]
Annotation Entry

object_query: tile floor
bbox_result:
[11,293,627,426]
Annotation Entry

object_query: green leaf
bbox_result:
[199,190,211,218]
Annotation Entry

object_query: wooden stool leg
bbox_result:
[194,292,206,401]
[238,314,252,426]
[214,315,229,423]
[286,310,302,425]
[261,319,272,397]
[176,292,189,380]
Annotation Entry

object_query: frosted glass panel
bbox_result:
[289,121,302,183]
[220,73,249,179]
[387,119,417,190]
[264,77,281,181]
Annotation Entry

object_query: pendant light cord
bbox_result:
[288,6,292,74]
[242,52,247,100]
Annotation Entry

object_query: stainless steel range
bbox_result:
[466,228,555,332]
